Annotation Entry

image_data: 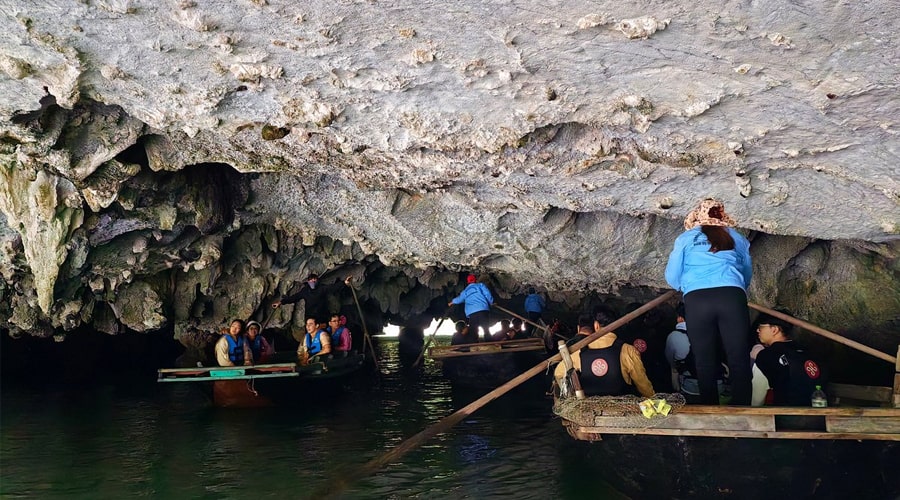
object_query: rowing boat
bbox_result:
[429,337,547,387]
[158,351,365,407]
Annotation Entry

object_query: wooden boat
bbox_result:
[429,337,548,387]
[558,399,900,441]
[158,351,365,407]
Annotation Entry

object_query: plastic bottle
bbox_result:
[811,385,827,407]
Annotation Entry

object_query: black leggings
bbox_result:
[684,287,752,405]
[468,310,491,342]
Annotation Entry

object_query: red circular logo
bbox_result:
[804,360,820,379]
[591,358,609,377]
[633,339,647,353]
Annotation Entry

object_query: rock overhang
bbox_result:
[0,0,898,341]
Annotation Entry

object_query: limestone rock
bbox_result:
[0,1,896,342]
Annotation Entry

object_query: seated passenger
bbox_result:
[246,320,274,364]
[510,318,524,339]
[491,319,514,342]
[297,316,331,365]
[565,314,595,347]
[750,343,770,406]
[664,303,727,403]
[328,314,352,357]
[216,319,253,367]
[450,320,472,346]
[554,311,655,397]
[754,311,827,406]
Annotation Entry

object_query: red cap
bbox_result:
[466,274,477,284]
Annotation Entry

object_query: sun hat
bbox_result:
[683,198,737,230]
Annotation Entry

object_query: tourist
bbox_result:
[664,303,728,403]
[754,311,827,406]
[246,320,274,364]
[510,317,524,339]
[523,287,545,337]
[665,198,753,405]
[297,316,331,365]
[565,314,595,347]
[554,310,655,397]
[448,274,494,342]
[216,319,253,367]
[450,320,472,346]
[328,314,352,357]
[491,319,513,342]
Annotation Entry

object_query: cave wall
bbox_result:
[0,1,897,353]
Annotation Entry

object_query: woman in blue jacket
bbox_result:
[665,199,753,405]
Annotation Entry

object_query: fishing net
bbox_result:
[553,393,687,431]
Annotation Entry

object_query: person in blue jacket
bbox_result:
[523,287,546,337]
[448,274,494,342]
[665,198,753,405]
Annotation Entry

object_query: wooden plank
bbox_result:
[158,372,299,383]
[591,414,775,432]
[572,426,900,441]
[829,383,893,403]
[430,345,546,359]
[826,416,900,434]
[894,373,900,408]
[675,405,900,417]
[158,363,296,374]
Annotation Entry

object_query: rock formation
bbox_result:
[0,1,897,353]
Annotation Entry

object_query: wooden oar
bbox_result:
[748,302,896,364]
[347,279,381,372]
[312,289,676,499]
[491,303,549,336]
[412,314,447,369]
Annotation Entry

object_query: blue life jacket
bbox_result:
[330,326,347,348]
[305,329,327,355]
[223,335,246,365]
[248,336,264,360]
[578,341,627,396]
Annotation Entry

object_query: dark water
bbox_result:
[2,338,898,499]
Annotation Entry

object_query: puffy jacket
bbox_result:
[450,283,493,317]
[524,293,545,314]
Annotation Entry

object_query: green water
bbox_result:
[2,338,898,499]
[0,339,626,499]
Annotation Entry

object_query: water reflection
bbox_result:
[3,338,897,499]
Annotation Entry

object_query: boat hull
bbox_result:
[159,352,366,407]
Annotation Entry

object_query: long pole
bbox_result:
[348,281,380,372]
[313,289,676,499]
[491,303,548,334]
[748,302,896,364]
[412,315,447,369]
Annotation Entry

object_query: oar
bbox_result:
[492,303,567,345]
[347,278,381,372]
[312,289,677,499]
[491,303,547,335]
[412,313,448,369]
[748,302,896,364]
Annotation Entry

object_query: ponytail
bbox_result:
[701,226,735,253]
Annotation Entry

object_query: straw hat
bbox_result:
[683,198,737,230]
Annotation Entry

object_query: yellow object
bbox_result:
[639,399,672,418]
[658,401,672,416]
[639,399,656,418]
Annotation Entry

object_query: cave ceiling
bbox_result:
[0,1,898,339]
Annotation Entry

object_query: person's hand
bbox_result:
[272,300,281,308]
[344,276,352,286]
[447,301,453,307]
